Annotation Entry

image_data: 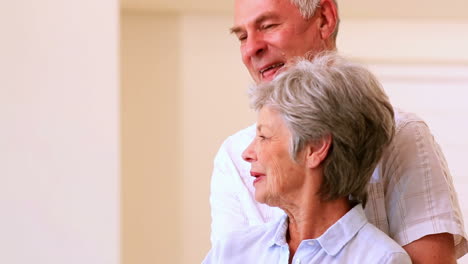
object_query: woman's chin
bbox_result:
[254,193,267,204]
[255,192,279,207]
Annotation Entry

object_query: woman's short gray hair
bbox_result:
[249,52,395,206]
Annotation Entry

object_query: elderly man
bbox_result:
[205,53,411,264]
[210,0,467,263]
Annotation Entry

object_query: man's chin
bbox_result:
[260,75,275,83]
[260,67,285,83]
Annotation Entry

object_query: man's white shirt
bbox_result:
[210,108,468,258]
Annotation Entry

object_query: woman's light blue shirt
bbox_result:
[203,204,411,264]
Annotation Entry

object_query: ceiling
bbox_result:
[121,0,468,20]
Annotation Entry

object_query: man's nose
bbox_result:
[242,141,257,163]
[243,33,267,59]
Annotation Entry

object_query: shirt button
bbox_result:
[295,259,301,264]
[308,241,315,246]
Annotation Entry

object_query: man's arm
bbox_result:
[382,111,467,260]
[403,233,456,264]
[209,138,247,245]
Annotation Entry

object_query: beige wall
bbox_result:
[121,12,182,264]
[179,14,255,263]
[121,11,468,264]
[0,1,120,264]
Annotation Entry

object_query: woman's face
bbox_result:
[242,106,307,206]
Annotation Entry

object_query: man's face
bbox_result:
[232,0,327,83]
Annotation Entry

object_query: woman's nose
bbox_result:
[242,141,257,163]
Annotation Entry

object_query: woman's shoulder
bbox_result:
[351,222,411,263]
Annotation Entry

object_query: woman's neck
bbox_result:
[282,196,351,261]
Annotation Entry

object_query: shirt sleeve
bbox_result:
[381,118,467,258]
[209,140,247,245]
[383,252,412,264]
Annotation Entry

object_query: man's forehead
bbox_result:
[233,0,292,23]
[230,12,280,34]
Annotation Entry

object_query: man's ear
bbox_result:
[305,134,332,169]
[318,0,338,41]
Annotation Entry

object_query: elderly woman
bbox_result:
[203,53,411,263]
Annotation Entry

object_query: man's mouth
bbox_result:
[259,63,285,80]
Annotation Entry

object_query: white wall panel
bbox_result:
[0,1,119,264]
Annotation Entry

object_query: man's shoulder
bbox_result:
[352,222,410,262]
[215,124,256,160]
[390,108,437,149]
[394,108,427,131]
[224,124,256,145]
[360,223,407,251]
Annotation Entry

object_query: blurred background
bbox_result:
[1,0,467,263]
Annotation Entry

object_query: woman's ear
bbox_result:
[305,134,332,169]
[318,0,338,41]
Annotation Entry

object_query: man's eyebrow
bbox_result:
[229,12,280,35]
[229,26,243,35]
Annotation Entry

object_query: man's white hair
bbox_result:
[290,0,340,40]
[289,0,322,18]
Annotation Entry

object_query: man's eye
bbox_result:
[258,135,266,141]
[237,34,247,42]
[261,24,277,30]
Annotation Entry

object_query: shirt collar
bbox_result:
[316,204,368,256]
[269,214,289,247]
